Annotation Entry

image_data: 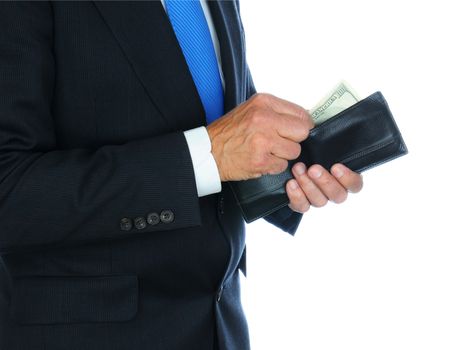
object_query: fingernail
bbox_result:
[332,165,344,178]
[289,180,298,190]
[294,163,306,175]
[309,166,322,178]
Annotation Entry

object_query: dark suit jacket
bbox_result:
[0,1,302,349]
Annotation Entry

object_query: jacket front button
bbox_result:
[147,212,160,225]
[160,210,174,224]
[120,217,133,231]
[134,216,147,230]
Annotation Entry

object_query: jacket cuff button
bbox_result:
[160,210,174,224]
[120,217,133,231]
[134,216,147,230]
[147,212,160,225]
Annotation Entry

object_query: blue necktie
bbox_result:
[165,0,224,124]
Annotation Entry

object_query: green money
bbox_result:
[308,81,360,125]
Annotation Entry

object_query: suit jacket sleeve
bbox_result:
[0,3,202,253]
[245,66,303,235]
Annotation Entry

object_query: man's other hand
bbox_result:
[287,163,364,213]
[206,93,313,181]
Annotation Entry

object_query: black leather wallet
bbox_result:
[229,91,408,223]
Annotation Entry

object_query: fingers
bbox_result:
[291,163,328,207]
[266,156,289,175]
[331,164,364,193]
[306,164,348,203]
[270,138,301,161]
[259,93,310,121]
[274,113,313,142]
[286,179,310,213]
[248,93,313,142]
[249,146,289,176]
[287,162,365,214]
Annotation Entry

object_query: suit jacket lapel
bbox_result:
[93,1,246,130]
[93,1,206,131]
[208,1,246,112]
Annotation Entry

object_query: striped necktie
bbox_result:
[165,0,225,124]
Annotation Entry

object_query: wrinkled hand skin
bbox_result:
[287,162,364,213]
[206,93,313,181]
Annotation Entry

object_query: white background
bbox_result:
[238,1,468,349]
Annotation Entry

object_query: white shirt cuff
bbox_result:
[183,126,222,197]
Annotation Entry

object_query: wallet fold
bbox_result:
[229,91,408,223]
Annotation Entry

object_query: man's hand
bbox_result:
[207,93,313,181]
[206,92,363,211]
[287,162,364,213]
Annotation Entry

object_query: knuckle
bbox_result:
[314,198,328,208]
[268,159,287,175]
[291,143,302,159]
[300,108,310,120]
[290,121,310,142]
[318,174,333,186]
[299,124,310,140]
[333,191,348,204]
[248,108,269,127]
[250,134,267,151]
[248,93,260,105]
[301,110,313,125]
[250,153,268,172]
[290,191,301,201]
[252,93,270,105]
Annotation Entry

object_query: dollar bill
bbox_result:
[308,81,360,125]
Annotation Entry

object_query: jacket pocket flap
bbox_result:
[10,275,138,325]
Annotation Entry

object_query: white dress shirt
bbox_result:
[161,0,223,197]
